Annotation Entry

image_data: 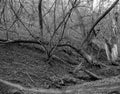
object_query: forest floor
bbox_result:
[0,43,79,89]
[0,43,120,94]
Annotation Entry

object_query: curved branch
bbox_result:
[81,0,119,47]
[0,39,91,63]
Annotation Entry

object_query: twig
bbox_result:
[25,72,35,85]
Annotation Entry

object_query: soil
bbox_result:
[0,43,120,94]
[0,43,77,89]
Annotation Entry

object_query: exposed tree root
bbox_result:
[0,78,62,94]
[81,69,102,80]
[0,76,120,94]
[0,39,92,64]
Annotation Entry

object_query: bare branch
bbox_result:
[81,0,119,47]
[38,0,43,37]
